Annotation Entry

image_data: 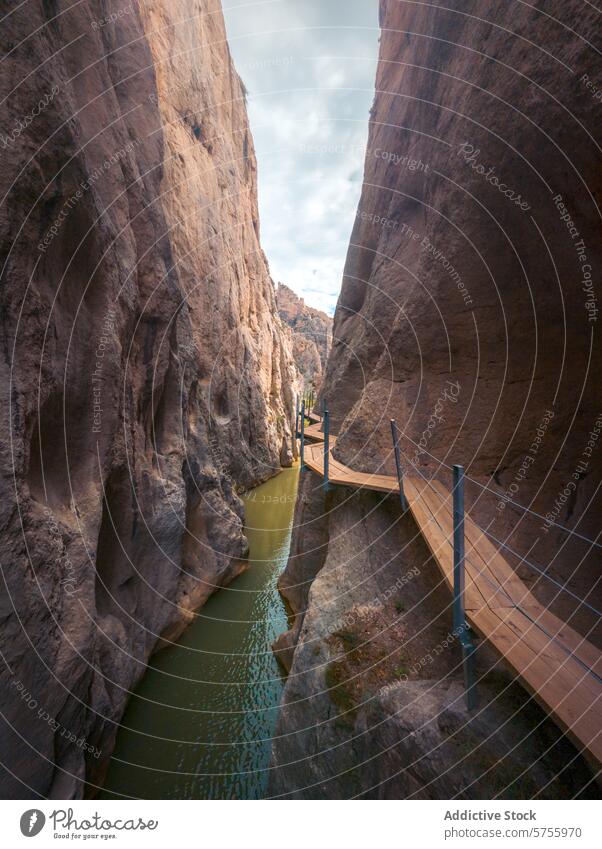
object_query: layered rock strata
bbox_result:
[271,478,596,798]
[277,283,332,389]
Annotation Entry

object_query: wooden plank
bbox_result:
[426,506,600,753]
[311,448,400,493]
[500,609,600,698]
[518,605,602,679]
[426,481,602,676]
[304,444,325,476]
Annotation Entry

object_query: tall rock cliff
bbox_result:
[271,0,601,798]
[277,283,332,389]
[0,0,296,798]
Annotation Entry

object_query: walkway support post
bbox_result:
[461,637,478,711]
[300,400,306,472]
[453,464,477,710]
[295,395,300,439]
[390,419,408,511]
[323,408,330,491]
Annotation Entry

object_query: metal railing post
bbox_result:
[300,400,306,472]
[452,465,465,632]
[323,409,330,491]
[390,419,408,511]
[452,463,477,710]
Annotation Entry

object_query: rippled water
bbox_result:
[100,464,299,799]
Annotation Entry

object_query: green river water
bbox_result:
[100,463,300,799]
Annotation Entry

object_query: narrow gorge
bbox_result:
[0,0,600,805]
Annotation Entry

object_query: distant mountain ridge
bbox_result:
[277,283,333,388]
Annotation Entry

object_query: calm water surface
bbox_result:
[101,464,299,799]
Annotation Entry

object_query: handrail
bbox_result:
[402,448,602,620]
[475,525,602,620]
[390,419,408,511]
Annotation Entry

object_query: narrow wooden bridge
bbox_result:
[298,404,602,767]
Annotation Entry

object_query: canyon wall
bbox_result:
[277,283,332,389]
[0,0,296,798]
[271,0,601,798]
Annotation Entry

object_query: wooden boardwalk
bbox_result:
[301,422,602,766]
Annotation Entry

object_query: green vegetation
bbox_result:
[324,662,356,716]
[335,630,361,651]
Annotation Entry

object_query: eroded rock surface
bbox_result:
[271,0,601,798]
[0,0,296,798]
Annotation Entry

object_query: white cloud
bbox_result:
[223,0,379,315]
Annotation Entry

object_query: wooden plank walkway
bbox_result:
[301,435,602,765]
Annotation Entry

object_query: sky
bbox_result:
[222,0,380,315]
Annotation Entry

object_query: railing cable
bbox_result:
[396,427,602,550]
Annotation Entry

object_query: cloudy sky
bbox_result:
[222,0,380,314]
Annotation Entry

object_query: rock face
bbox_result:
[277,283,332,389]
[271,0,601,797]
[324,0,602,624]
[0,0,296,798]
[271,479,595,798]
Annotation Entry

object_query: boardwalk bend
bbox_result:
[297,405,602,767]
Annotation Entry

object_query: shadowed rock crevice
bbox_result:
[94,468,141,622]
